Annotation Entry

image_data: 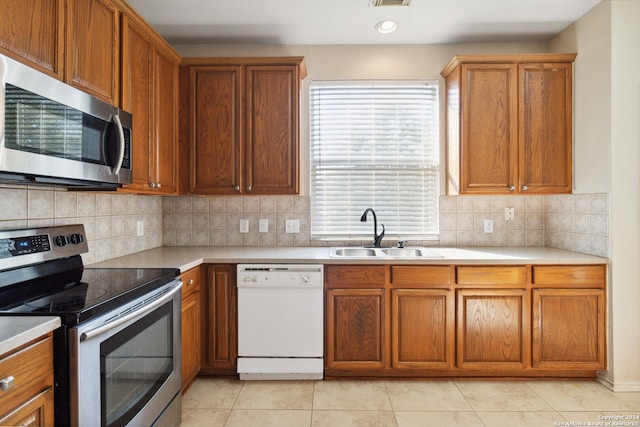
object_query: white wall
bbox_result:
[608,0,640,391]
[550,0,640,391]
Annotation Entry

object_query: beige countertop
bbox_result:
[0,316,60,355]
[90,246,609,272]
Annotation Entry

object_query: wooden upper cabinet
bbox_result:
[519,62,573,193]
[441,54,576,195]
[460,64,518,193]
[121,15,153,192]
[245,65,300,194]
[188,66,242,194]
[120,7,180,194]
[0,0,64,79]
[182,57,305,195]
[151,47,179,193]
[66,0,121,105]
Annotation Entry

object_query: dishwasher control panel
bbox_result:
[237,264,324,288]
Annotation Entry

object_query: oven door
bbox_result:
[69,281,182,427]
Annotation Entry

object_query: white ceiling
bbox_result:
[126,0,602,45]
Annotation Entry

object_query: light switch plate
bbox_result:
[136,221,144,236]
[285,219,300,233]
[240,218,249,233]
[259,218,269,233]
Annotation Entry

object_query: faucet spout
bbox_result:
[360,208,385,248]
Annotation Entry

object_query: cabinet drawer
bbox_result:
[532,265,606,288]
[0,335,54,416]
[391,266,451,287]
[456,266,527,286]
[326,265,386,288]
[181,267,201,299]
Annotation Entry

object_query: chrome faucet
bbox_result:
[360,208,385,248]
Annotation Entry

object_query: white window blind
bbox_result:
[310,80,439,241]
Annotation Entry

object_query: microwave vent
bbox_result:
[369,0,411,6]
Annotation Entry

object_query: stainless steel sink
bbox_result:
[381,248,424,257]
[332,248,377,257]
[330,247,442,258]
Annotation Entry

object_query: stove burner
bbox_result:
[24,284,107,312]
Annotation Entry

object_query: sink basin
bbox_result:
[381,248,443,258]
[332,248,377,257]
[330,247,443,258]
[381,248,424,257]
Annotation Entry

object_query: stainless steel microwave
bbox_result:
[0,54,132,189]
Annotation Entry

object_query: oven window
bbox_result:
[100,300,173,427]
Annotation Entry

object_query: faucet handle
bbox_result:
[397,240,405,248]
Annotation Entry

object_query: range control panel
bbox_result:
[0,224,88,269]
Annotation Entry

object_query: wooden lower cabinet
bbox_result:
[391,289,454,369]
[181,267,202,392]
[325,288,386,370]
[532,289,606,369]
[456,289,529,369]
[0,334,55,427]
[200,265,237,375]
[325,263,606,379]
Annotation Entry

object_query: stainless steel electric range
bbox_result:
[0,224,182,427]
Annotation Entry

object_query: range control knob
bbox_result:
[69,233,84,244]
[55,235,68,247]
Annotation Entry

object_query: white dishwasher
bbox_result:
[237,264,324,380]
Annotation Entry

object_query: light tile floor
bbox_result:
[181,378,640,427]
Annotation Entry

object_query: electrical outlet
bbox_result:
[259,218,269,233]
[483,219,494,233]
[504,207,515,221]
[239,218,249,233]
[136,221,144,236]
[285,219,300,233]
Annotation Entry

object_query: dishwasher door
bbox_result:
[236,264,324,380]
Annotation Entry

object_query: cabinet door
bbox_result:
[0,387,54,427]
[181,290,201,391]
[0,0,64,79]
[460,64,518,193]
[532,289,605,369]
[66,0,120,104]
[391,289,454,369]
[201,265,237,374]
[326,289,386,370]
[121,15,153,192]
[188,67,242,194]
[519,63,573,193]
[245,65,300,194]
[151,47,179,193]
[456,289,529,369]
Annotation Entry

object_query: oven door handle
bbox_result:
[79,282,182,342]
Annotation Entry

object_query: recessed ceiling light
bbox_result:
[375,20,398,34]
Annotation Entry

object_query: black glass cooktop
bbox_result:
[0,259,179,325]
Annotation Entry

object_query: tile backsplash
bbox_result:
[0,186,609,262]
[0,185,163,265]
[160,192,609,257]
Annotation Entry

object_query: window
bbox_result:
[310,80,439,241]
